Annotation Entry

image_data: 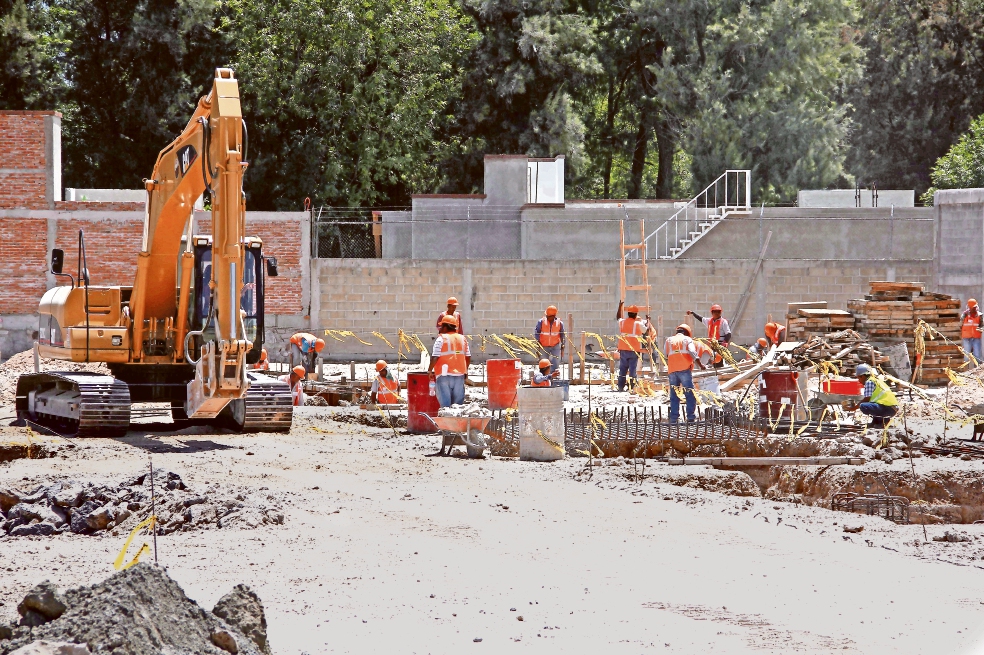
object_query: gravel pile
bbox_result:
[0,469,285,538]
[0,350,109,406]
[438,402,492,418]
[0,564,270,655]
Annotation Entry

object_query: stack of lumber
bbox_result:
[785,301,856,341]
[782,329,888,376]
[847,281,962,385]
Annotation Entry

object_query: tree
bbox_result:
[445,0,601,193]
[228,0,475,210]
[0,0,67,110]
[60,0,229,189]
[924,113,984,201]
[845,0,984,196]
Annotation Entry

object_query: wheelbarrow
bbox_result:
[423,415,492,458]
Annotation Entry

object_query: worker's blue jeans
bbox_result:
[543,344,562,373]
[435,374,465,408]
[668,369,697,423]
[617,350,639,391]
[859,402,898,425]
[963,338,982,363]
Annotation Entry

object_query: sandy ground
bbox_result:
[2,407,984,654]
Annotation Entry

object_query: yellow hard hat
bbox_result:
[538,358,551,369]
[545,305,558,316]
[375,360,387,372]
[292,365,306,377]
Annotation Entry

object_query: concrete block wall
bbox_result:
[934,189,984,304]
[0,111,61,210]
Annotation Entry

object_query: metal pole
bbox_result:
[149,457,158,565]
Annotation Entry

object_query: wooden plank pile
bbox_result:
[783,329,888,376]
[847,281,962,385]
[785,301,855,341]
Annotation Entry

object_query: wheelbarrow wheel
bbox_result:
[466,441,484,459]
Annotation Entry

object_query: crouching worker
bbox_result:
[845,363,898,427]
[531,358,559,387]
[279,365,306,406]
[370,360,402,405]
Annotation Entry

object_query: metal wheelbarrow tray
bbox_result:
[423,415,493,457]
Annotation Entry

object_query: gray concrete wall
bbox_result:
[381,210,411,258]
[934,188,984,304]
[484,156,528,206]
[798,189,915,208]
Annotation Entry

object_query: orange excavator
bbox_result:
[15,68,293,435]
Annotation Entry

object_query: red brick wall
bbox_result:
[0,111,57,210]
[0,217,48,313]
[53,217,143,287]
[54,201,144,212]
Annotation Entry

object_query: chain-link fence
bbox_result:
[311,207,404,259]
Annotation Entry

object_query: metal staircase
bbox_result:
[644,170,751,259]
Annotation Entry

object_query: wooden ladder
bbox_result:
[619,213,657,376]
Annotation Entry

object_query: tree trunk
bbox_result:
[654,118,675,199]
[627,115,650,199]
[603,78,616,199]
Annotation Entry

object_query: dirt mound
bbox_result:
[0,564,266,655]
[328,411,407,429]
[0,350,109,406]
[0,469,285,538]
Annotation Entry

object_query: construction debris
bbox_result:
[781,329,887,376]
[785,301,855,341]
[438,402,492,418]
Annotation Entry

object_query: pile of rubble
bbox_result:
[0,564,271,655]
[0,469,285,538]
[438,402,493,418]
[779,329,888,376]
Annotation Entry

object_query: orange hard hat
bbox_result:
[538,358,551,369]
[764,322,778,338]
[626,304,639,313]
[441,314,458,326]
[259,348,268,360]
[446,296,458,306]
[756,337,768,348]
[291,365,306,377]
[710,304,722,312]
[677,324,693,336]
[375,360,387,372]
[969,299,978,308]
[313,338,325,352]
[545,305,558,316]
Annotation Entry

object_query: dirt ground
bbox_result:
[2,407,984,654]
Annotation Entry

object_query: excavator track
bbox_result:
[16,372,131,437]
[217,372,293,433]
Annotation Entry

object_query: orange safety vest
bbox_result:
[617,317,648,352]
[538,317,562,347]
[435,333,467,376]
[375,373,400,403]
[253,359,269,371]
[694,340,714,365]
[962,311,983,339]
[290,332,318,348]
[279,375,304,406]
[665,334,695,373]
[707,317,726,363]
[531,375,552,388]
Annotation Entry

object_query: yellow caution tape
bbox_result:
[113,514,156,570]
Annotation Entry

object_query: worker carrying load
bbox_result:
[745,338,770,361]
[279,365,307,407]
[289,332,325,376]
[531,358,559,387]
[436,297,465,335]
[961,298,983,363]
[687,304,732,367]
[664,324,706,423]
[845,363,898,427]
[427,314,471,407]
[535,306,565,372]
[370,360,402,405]
[615,300,655,392]
[764,322,786,347]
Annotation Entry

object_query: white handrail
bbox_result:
[643,170,751,259]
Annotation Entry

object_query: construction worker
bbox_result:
[845,363,898,427]
[289,332,325,375]
[687,304,732,367]
[664,324,706,423]
[962,299,983,363]
[535,305,565,372]
[745,338,770,361]
[427,314,471,407]
[764,322,787,347]
[279,365,306,406]
[615,300,654,392]
[436,296,465,335]
[531,358,559,387]
[370,360,402,404]
[251,347,270,371]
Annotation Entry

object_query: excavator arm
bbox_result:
[131,68,250,418]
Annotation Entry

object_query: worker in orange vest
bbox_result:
[436,296,465,335]
[535,305,565,372]
[427,314,472,407]
[764,322,787,347]
[251,347,270,371]
[370,360,402,404]
[531,358,559,387]
[687,304,732,367]
[962,299,983,363]
[615,300,654,392]
[278,365,306,406]
[289,332,325,375]
[664,324,706,423]
[745,337,770,361]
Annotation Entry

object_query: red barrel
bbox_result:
[487,358,521,410]
[407,372,440,433]
[759,370,803,420]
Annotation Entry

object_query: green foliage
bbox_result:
[0,0,67,109]
[923,113,984,204]
[229,0,475,209]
